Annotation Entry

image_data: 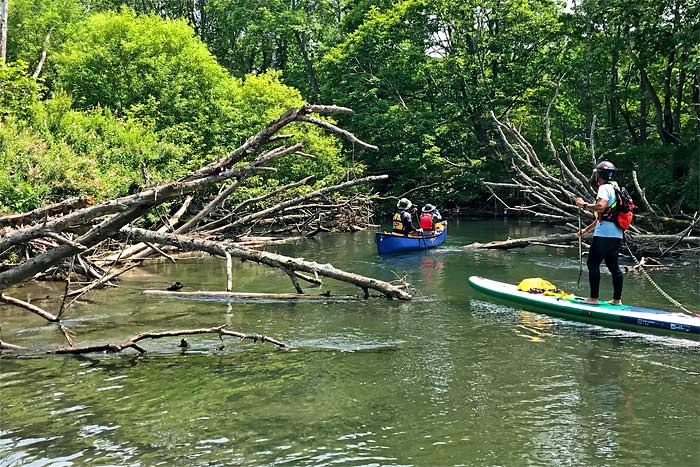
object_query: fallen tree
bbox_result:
[122,227,411,299]
[0,104,409,355]
[483,81,699,258]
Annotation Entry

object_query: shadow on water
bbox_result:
[1,219,699,466]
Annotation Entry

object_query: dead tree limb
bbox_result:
[121,227,412,300]
[212,175,388,235]
[48,326,289,354]
[143,291,359,301]
[178,143,304,233]
[465,233,579,249]
[66,262,138,297]
[196,176,315,233]
[658,214,700,257]
[632,170,658,216]
[0,293,59,321]
[0,340,28,351]
[106,196,192,261]
[0,195,93,228]
[32,30,51,79]
[184,104,366,182]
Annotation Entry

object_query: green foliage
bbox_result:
[0,118,102,212]
[5,0,86,68]
[0,93,190,212]
[0,61,40,122]
[53,9,238,153]
[2,0,698,214]
[1,9,353,213]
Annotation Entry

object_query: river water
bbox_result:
[1,219,699,466]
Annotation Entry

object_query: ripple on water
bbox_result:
[293,334,404,352]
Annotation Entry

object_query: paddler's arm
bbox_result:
[575,197,608,213]
[575,197,606,237]
[578,219,597,237]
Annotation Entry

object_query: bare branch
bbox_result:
[49,326,289,354]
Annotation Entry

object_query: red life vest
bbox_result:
[419,213,434,230]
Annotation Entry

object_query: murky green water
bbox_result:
[1,219,699,466]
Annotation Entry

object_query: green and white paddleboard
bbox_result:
[468,276,700,339]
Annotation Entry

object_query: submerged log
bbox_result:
[143,290,362,301]
[48,326,289,354]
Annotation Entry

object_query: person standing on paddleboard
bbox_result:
[575,161,624,306]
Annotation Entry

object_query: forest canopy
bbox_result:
[1,0,698,213]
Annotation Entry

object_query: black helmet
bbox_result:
[593,161,616,181]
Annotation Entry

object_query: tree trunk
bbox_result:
[639,75,648,143]
[122,227,412,300]
[629,47,671,144]
[693,74,700,124]
[674,50,687,137]
[663,50,675,139]
[609,40,619,132]
[0,0,8,61]
[295,30,320,104]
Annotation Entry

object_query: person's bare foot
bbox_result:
[582,298,600,305]
[607,299,623,306]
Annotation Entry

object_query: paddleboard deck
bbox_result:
[468,276,700,339]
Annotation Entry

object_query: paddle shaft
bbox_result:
[576,207,583,291]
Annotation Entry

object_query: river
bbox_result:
[1,219,699,466]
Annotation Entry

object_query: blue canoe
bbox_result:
[376,221,447,255]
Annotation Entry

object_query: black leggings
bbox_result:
[587,236,624,300]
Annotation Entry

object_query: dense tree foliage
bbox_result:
[0,9,350,212]
[1,0,698,213]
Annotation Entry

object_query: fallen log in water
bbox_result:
[464,231,700,256]
[464,233,579,249]
[0,104,402,356]
[122,227,412,300]
[143,290,361,301]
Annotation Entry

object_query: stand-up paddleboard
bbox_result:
[468,276,700,339]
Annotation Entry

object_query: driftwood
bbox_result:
[0,104,385,290]
[0,340,28,351]
[465,233,579,249]
[465,232,700,252]
[0,293,59,321]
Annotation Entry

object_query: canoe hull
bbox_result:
[376,222,447,255]
[468,276,700,339]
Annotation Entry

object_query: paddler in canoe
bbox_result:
[575,161,625,306]
[392,198,423,236]
[419,204,442,234]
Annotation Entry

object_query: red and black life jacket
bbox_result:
[598,185,635,230]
